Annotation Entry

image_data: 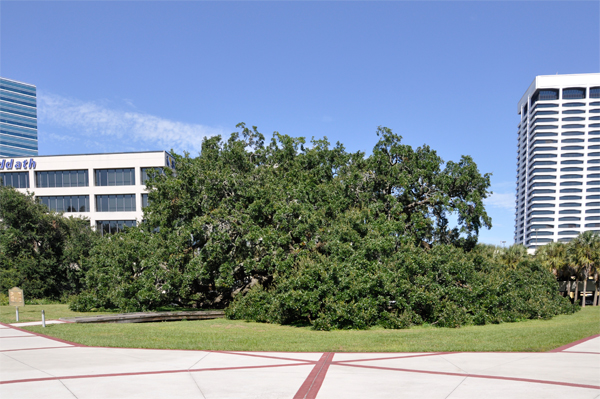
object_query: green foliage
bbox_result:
[70,124,575,329]
[227,245,575,330]
[0,186,97,299]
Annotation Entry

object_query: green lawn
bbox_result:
[0,304,114,324]
[21,306,600,352]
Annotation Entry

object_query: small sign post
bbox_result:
[9,287,24,322]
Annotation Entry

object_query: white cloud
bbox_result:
[38,92,224,153]
[485,192,515,210]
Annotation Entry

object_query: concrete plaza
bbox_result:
[1,322,599,399]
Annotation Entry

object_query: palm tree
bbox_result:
[567,232,600,307]
[500,244,529,269]
[536,241,571,297]
[536,241,568,277]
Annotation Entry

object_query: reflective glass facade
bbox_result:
[0,77,38,157]
[96,220,136,236]
[38,195,90,212]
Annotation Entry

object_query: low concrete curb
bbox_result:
[60,310,225,324]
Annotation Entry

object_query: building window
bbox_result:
[562,102,585,107]
[531,125,558,131]
[530,217,554,222]
[558,230,579,235]
[531,147,557,154]
[559,209,581,214]
[96,220,136,236]
[95,169,135,186]
[96,194,136,212]
[562,131,584,136]
[530,203,554,208]
[530,168,556,174]
[559,195,582,200]
[532,118,558,123]
[0,172,29,188]
[530,161,557,167]
[561,153,584,158]
[562,160,583,165]
[141,167,164,185]
[530,154,557,161]
[532,89,559,103]
[531,133,558,140]
[531,175,555,181]
[563,110,585,114]
[533,111,558,117]
[142,193,149,208]
[36,170,88,188]
[562,117,584,122]
[529,196,555,202]
[529,182,556,189]
[562,88,586,100]
[529,224,554,230]
[590,87,600,99]
[529,189,555,194]
[561,167,583,172]
[559,203,581,207]
[38,196,89,212]
[561,146,584,151]
[560,188,582,193]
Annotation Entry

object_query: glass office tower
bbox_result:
[514,74,600,249]
[0,77,38,157]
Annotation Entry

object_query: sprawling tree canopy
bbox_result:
[71,125,574,328]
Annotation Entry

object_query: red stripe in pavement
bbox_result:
[293,352,334,399]
[333,352,454,364]
[1,362,311,385]
[0,323,86,347]
[548,334,600,353]
[336,362,600,390]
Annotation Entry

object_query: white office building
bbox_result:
[0,151,174,234]
[515,73,600,248]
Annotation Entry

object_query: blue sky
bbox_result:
[2,1,599,245]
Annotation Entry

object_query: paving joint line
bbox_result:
[332,352,454,364]
[187,351,212,370]
[444,376,468,399]
[335,362,600,390]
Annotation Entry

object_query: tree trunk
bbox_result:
[582,278,587,307]
[594,281,599,307]
[574,280,579,304]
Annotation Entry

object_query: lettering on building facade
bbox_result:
[0,158,36,170]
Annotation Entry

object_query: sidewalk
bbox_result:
[1,322,598,398]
